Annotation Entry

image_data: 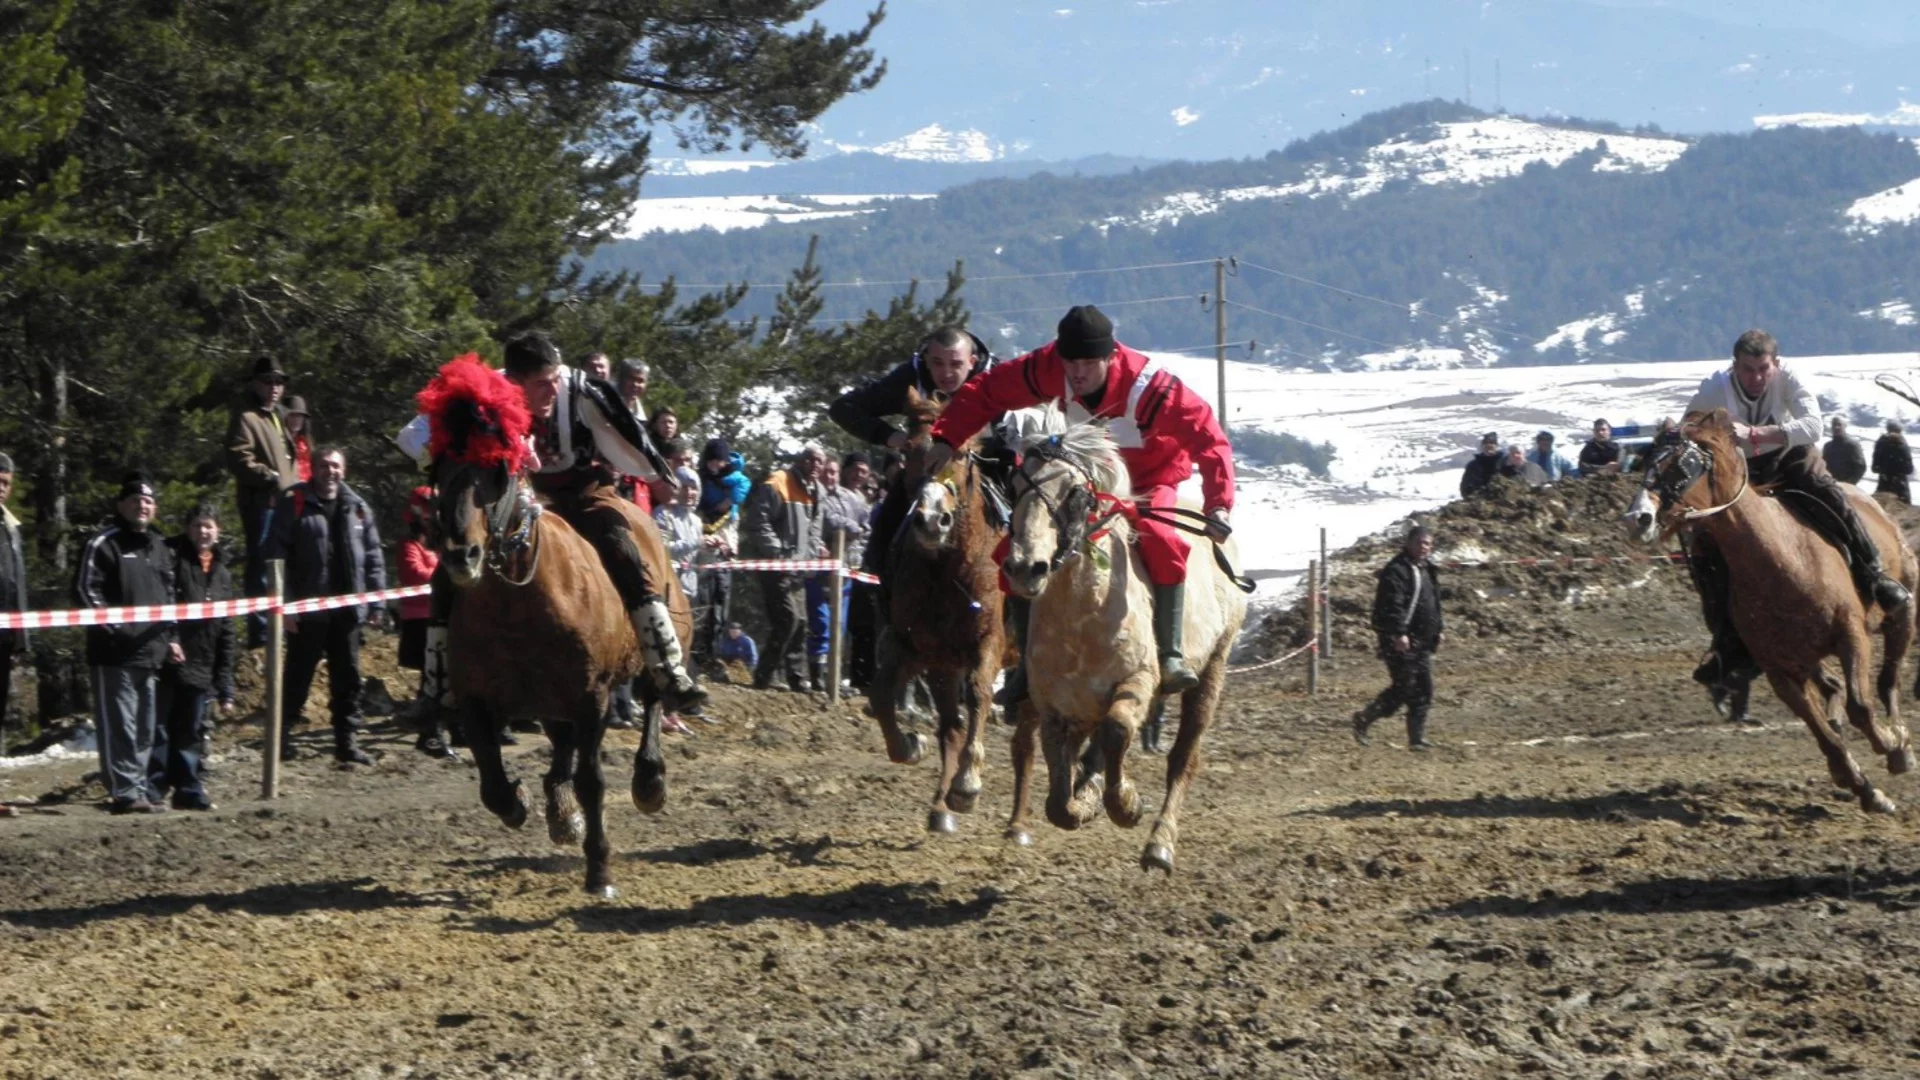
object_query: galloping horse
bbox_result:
[425,358,689,895]
[870,388,1010,833]
[1001,421,1247,872]
[1627,408,1916,812]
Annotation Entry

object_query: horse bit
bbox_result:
[1643,441,1746,523]
[485,471,543,586]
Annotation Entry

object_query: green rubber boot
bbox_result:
[993,596,1031,707]
[1153,583,1200,696]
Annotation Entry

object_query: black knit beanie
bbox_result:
[1056,305,1115,360]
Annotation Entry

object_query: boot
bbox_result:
[809,657,828,694]
[279,735,300,762]
[1837,498,1912,610]
[414,626,461,760]
[1351,707,1377,746]
[1406,708,1432,751]
[993,596,1031,707]
[1152,583,1200,696]
[333,726,374,766]
[633,600,709,716]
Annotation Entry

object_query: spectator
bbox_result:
[1526,430,1579,482]
[1459,432,1504,497]
[741,444,824,692]
[647,437,693,508]
[284,396,314,484]
[717,621,759,670]
[0,453,25,748]
[617,358,648,421]
[1351,526,1443,751]
[1579,419,1622,476]
[812,452,873,689]
[649,406,679,448]
[397,486,457,760]
[1874,420,1913,503]
[150,502,234,811]
[694,438,750,665]
[1501,445,1550,487]
[263,446,386,765]
[584,352,612,384]
[1628,417,1683,473]
[1824,417,1868,485]
[225,355,295,647]
[75,473,179,813]
[653,466,706,734]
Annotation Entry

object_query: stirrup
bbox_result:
[1870,574,1912,611]
[1157,656,1200,696]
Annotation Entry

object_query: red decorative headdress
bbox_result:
[415,354,531,471]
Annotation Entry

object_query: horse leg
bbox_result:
[925,669,966,834]
[868,628,925,765]
[1143,653,1227,874]
[1100,679,1154,829]
[1005,699,1039,846]
[461,699,527,830]
[630,678,667,815]
[1042,713,1099,831]
[945,659,993,815]
[541,715,585,848]
[1768,669,1895,814]
[1838,623,1903,761]
[1878,601,1916,774]
[574,696,615,898]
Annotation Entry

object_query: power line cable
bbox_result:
[971,294,1200,319]
[1237,257,1543,349]
[626,257,1219,292]
[1223,299,1409,352]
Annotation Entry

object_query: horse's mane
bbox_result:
[417,354,531,471]
[904,385,945,436]
[1020,411,1132,499]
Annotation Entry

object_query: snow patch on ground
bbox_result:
[1755,103,1920,130]
[1846,177,1920,233]
[622,194,936,236]
[1860,299,1917,327]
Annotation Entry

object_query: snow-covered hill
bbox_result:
[1157,350,1920,600]
[624,193,935,236]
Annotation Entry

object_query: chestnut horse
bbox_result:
[1626,409,1916,812]
[870,388,1010,834]
[436,454,692,896]
[1001,422,1247,873]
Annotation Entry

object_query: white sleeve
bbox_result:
[1778,369,1823,449]
[580,396,661,482]
[1683,375,1719,421]
[396,414,432,469]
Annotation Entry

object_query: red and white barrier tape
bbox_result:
[0,560,875,631]
[1228,637,1318,675]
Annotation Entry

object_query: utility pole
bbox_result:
[1214,257,1228,424]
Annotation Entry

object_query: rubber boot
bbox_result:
[414,626,460,760]
[1406,707,1432,751]
[1152,583,1200,696]
[333,725,374,766]
[809,657,828,695]
[634,599,708,716]
[993,596,1031,707]
[1351,705,1378,746]
[1835,495,1912,610]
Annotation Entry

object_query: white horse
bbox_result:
[1001,421,1248,873]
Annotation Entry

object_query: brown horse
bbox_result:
[436,455,690,896]
[1626,408,1916,812]
[869,389,1010,833]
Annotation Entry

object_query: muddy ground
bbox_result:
[6,478,1920,1079]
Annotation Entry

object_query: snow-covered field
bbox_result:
[1146,350,1920,602]
[623,193,935,236]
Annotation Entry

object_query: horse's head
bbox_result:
[433,456,515,587]
[1005,422,1130,598]
[900,387,969,553]
[1624,409,1746,543]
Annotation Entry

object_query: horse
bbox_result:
[868,388,1010,834]
[1000,421,1248,872]
[435,452,694,897]
[1625,408,1916,813]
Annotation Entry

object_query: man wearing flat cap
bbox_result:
[225,356,296,645]
[75,473,181,814]
[925,304,1235,700]
[1460,432,1504,497]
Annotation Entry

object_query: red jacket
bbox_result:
[397,537,437,622]
[930,342,1235,512]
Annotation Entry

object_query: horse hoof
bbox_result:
[1141,842,1175,875]
[1865,789,1898,814]
[549,811,586,848]
[891,732,926,766]
[1890,746,1916,776]
[946,788,979,815]
[585,882,618,900]
[1005,828,1033,847]
[499,781,530,830]
[927,809,959,834]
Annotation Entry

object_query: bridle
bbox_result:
[1010,437,1126,573]
[1643,441,1747,525]
[442,464,542,587]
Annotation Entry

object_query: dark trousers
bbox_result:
[0,638,14,732]
[754,573,808,688]
[692,569,730,665]
[239,495,272,646]
[149,672,212,800]
[1361,649,1433,738]
[283,611,363,728]
[847,581,878,689]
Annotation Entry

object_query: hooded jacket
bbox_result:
[262,481,386,623]
[1370,551,1443,654]
[169,535,237,696]
[827,332,994,447]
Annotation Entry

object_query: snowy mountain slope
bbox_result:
[624,193,935,236]
[1157,350,1920,600]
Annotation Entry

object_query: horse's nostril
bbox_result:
[1026,560,1048,580]
[1636,513,1653,530]
[465,544,482,564]
[937,512,954,530]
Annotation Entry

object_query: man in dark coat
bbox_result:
[1823,417,1868,485]
[1873,420,1913,504]
[263,446,386,764]
[1352,526,1443,751]
[1459,432,1504,497]
[225,356,296,646]
[150,503,235,810]
[1579,419,1623,476]
[0,452,25,739]
[75,474,179,812]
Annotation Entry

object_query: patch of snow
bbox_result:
[1171,106,1202,127]
[621,194,935,236]
[1535,313,1620,355]
[1860,300,1917,327]
[0,727,96,770]
[862,124,1003,163]
[1846,178,1920,233]
[1756,102,1920,129]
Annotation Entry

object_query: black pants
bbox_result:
[1752,445,1881,570]
[754,573,808,688]
[283,610,363,728]
[1878,475,1911,504]
[1361,649,1433,738]
[239,494,272,646]
[0,636,14,730]
[847,581,879,689]
[149,671,212,800]
[692,569,730,665]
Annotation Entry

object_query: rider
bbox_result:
[1684,330,1912,691]
[923,305,1234,700]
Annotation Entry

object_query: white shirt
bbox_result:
[1685,365,1823,459]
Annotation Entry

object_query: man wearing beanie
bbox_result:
[75,473,180,813]
[926,305,1235,699]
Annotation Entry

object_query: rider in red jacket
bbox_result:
[926,305,1234,699]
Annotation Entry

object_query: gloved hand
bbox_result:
[922,439,955,477]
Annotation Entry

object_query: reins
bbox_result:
[484,472,542,587]
[1679,475,1748,522]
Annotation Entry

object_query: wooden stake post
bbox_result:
[826,532,846,705]
[260,559,284,800]
[1307,559,1320,695]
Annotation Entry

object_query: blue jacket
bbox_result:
[699,454,752,526]
[1526,447,1579,482]
[717,631,759,668]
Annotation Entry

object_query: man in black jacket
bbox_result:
[264,447,386,764]
[1459,432,1504,497]
[1873,420,1913,504]
[75,474,180,813]
[1352,526,1444,750]
[149,503,236,810]
[1823,417,1868,485]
